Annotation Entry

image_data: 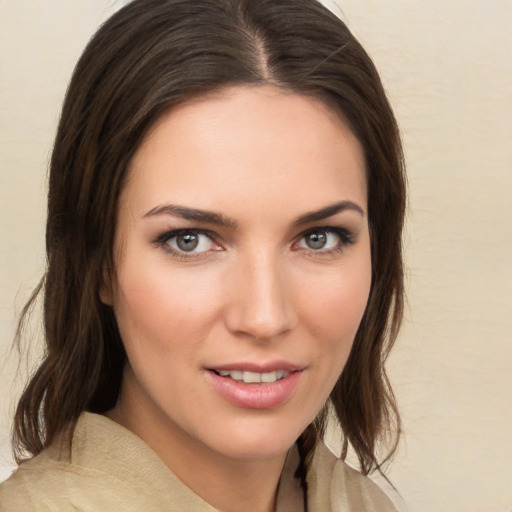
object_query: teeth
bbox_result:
[243,371,261,383]
[229,370,243,381]
[260,371,277,383]
[217,370,290,384]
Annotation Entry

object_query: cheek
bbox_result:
[299,262,372,348]
[291,260,372,420]
[112,260,222,351]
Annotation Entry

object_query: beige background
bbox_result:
[1,1,511,511]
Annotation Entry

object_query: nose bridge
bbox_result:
[224,248,296,340]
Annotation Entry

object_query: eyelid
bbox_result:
[295,225,354,240]
[153,228,217,245]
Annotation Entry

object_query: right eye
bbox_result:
[155,229,222,259]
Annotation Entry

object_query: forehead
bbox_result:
[122,85,367,221]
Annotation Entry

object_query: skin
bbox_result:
[101,86,371,512]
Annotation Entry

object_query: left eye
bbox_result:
[297,229,345,251]
[162,231,217,253]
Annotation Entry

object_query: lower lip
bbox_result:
[206,370,302,409]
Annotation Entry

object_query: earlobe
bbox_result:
[99,266,114,306]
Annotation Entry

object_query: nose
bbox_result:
[223,252,297,341]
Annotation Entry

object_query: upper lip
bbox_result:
[206,361,305,373]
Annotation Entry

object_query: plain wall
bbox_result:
[1,1,511,511]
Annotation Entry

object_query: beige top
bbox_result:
[0,413,396,511]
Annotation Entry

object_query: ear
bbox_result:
[99,264,114,306]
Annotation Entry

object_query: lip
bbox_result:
[208,361,303,373]
[205,364,304,409]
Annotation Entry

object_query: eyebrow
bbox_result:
[143,199,364,228]
[293,200,365,226]
[143,204,237,228]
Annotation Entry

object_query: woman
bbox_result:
[0,0,405,510]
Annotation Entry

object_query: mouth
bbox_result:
[211,369,291,384]
[205,366,303,409]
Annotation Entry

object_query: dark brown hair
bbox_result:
[14,0,405,482]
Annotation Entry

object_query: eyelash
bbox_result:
[153,226,355,260]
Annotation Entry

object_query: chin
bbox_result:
[197,415,309,461]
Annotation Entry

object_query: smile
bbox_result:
[207,368,303,409]
[214,370,290,384]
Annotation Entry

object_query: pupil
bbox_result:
[306,232,326,249]
[177,233,199,251]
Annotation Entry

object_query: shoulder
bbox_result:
[0,454,67,511]
[307,442,398,512]
[0,445,141,511]
[0,412,218,511]
[0,431,76,510]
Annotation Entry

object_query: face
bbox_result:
[102,86,371,464]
